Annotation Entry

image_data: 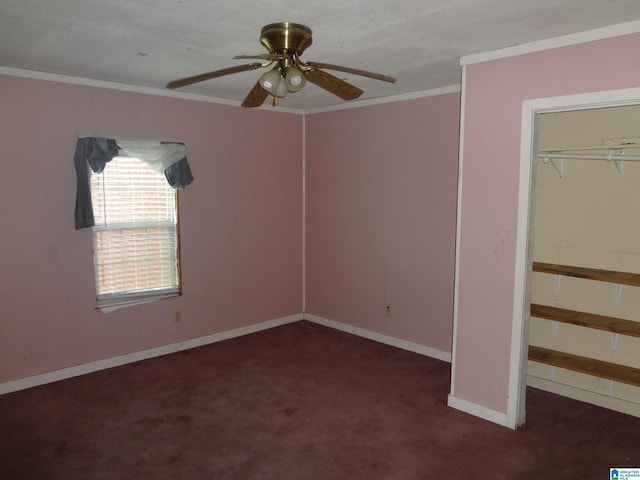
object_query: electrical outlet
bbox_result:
[385,305,392,318]
[174,310,182,323]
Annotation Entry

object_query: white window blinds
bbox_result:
[90,156,180,311]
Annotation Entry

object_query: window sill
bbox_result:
[97,289,180,313]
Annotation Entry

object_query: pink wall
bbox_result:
[305,94,461,352]
[0,75,303,383]
[454,33,640,413]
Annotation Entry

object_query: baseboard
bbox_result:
[2,312,451,397]
[527,375,640,418]
[447,394,512,428]
[0,313,303,395]
[304,313,452,362]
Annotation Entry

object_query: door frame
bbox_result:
[508,86,640,428]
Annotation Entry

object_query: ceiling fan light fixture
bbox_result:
[275,76,289,97]
[259,68,283,96]
[285,66,306,92]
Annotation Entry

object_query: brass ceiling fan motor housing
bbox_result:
[260,23,313,55]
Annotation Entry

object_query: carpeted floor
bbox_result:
[1,320,639,479]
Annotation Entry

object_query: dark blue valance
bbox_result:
[73,136,193,230]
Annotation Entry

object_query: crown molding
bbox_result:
[0,66,303,114]
[1,66,459,115]
[461,20,640,66]
[304,85,461,114]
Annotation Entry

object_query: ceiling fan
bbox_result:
[165,22,396,108]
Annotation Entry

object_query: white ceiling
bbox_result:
[2,0,640,111]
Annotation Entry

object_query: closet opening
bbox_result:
[508,88,640,427]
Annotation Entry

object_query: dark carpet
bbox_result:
[1,320,638,479]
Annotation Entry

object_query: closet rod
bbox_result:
[537,152,640,161]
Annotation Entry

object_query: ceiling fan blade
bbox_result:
[304,68,363,101]
[166,63,264,89]
[233,54,285,61]
[306,61,396,83]
[241,82,270,108]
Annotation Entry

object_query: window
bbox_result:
[90,156,181,310]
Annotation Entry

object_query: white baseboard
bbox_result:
[0,313,303,395]
[447,394,512,428]
[527,375,640,418]
[304,313,452,362]
[1,313,451,397]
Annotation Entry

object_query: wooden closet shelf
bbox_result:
[531,304,640,338]
[529,346,640,387]
[532,262,640,287]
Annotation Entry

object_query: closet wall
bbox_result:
[529,105,640,416]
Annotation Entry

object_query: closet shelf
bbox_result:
[529,346,640,387]
[533,262,640,288]
[531,304,640,338]
[537,152,640,161]
[537,150,636,178]
[529,262,640,387]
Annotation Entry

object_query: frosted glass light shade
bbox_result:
[259,68,284,96]
[275,78,288,97]
[285,67,306,92]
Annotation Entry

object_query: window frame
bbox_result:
[90,155,183,311]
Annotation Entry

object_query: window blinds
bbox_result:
[90,156,179,310]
